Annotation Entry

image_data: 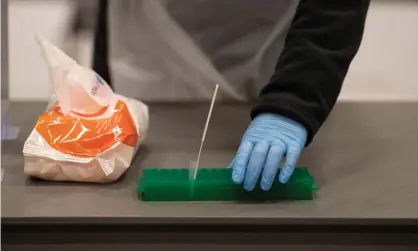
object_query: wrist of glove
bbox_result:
[229,113,308,191]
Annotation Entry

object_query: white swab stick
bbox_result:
[191,84,219,180]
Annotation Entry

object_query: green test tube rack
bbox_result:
[137,167,318,201]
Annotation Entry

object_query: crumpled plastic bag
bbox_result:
[22,36,149,183]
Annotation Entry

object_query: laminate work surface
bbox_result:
[2,101,418,226]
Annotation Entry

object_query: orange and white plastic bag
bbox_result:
[23,37,149,182]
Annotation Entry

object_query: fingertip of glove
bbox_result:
[260,181,271,191]
[279,175,289,184]
[231,168,243,184]
[279,165,293,184]
[232,176,243,185]
[244,183,256,192]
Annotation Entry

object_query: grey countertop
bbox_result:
[2,101,418,225]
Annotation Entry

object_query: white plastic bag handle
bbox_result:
[36,36,114,115]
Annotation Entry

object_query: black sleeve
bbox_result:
[251,0,370,145]
[92,0,111,87]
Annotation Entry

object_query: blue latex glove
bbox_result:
[229,113,308,191]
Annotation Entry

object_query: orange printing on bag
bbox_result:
[35,100,138,158]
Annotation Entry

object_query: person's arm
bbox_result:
[251,0,370,145]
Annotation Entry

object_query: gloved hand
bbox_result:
[229,113,308,191]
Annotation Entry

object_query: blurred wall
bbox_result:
[1,0,8,99]
[6,0,418,101]
[339,1,418,101]
[1,0,3,98]
[8,0,91,100]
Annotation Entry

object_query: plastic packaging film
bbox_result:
[22,36,149,183]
